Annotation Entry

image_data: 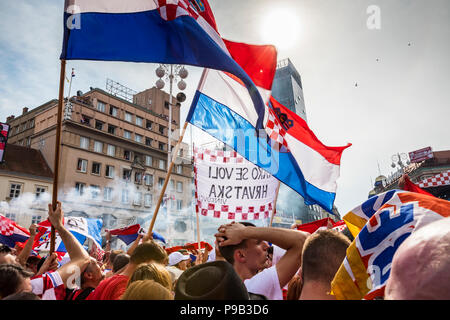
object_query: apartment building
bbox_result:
[5,86,193,247]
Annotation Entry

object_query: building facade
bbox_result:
[0,144,54,228]
[5,86,194,248]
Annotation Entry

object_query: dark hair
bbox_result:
[130,241,168,265]
[109,249,124,265]
[301,230,351,284]
[0,244,13,254]
[0,264,34,299]
[36,256,47,273]
[2,291,41,300]
[26,256,41,268]
[113,253,130,273]
[218,222,255,265]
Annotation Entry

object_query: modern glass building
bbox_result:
[271,58,331,226]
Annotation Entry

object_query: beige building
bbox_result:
[0,144,54,228]
[5,86,194,248]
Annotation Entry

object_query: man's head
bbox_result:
[0,264,34,299]
[301,230,350,286]
[81,257,104,288]
[0,244,17,265]
[218,222,269,275]
[385,218,450,300]
[129,241,168,265]
[129,262,172,291]
[25,256,41,274]
[112,253,130,273]
[168,252,190,271]
[107,249,124,268]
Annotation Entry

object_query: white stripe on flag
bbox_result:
[65,0,158,13]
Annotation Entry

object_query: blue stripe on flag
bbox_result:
[187,91,336,213]
[61,10,265,130]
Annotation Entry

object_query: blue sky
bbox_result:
[0,0,449,215]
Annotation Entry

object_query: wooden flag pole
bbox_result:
[269,181,281,227]
[147,121,189,236]
[50,59,67,254]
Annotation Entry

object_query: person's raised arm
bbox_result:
[16,224,37,267]
[216,222,308,288]
[126,234,144,256]
[47,202,90,284]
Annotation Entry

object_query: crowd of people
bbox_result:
[0,200,449,300]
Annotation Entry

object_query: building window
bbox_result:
[121,189,129,204]
[108,124,116,135]
[158,177,164,189]
[81,115,91,126]
[107,144,116,157]
[31,215,42,224]
[135,172,142,184]
[80,136,89,149]
[6,213,16,221]
[104,187,113,202]
[146,120,152,130]
[136,116,143,126]
[9,183,22,198]
[92,162,101,175]
[124,150,131,161]
[133,192,142,206]
[26,137,31,147]
[159,142,165,151]
[159,125,165,135]
[35,186,47,198]
[123,169,131,181]
[144,174,153,186]
[170,179,174,191]
[95,120,104,131]
[77,159,88,173]
[159,159,166,170]
[97,101,106,113]
[176,199,183,211]
[144,194,152,207]
[105,165,115,178]
[75,182,86,196]
[124,130,132,139]
[176,165,182,174]
[125,112,133,122]
[145,137,153,147]
[94,141,103,153]
[145,155,153,166]
[164,101,169,109]
[135,134,143,143]
[91,185,100,200]
[109,106,118,117]
[176,181,183,193]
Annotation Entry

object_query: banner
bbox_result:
[194,147,279,220]
[408,146,433,163]
[0,122,10,163]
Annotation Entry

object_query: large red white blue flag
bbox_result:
[186,40,351,213]
[0,215,30,248]
[108,224,166,245]
[60,0,266,129]
[331,190,450,300]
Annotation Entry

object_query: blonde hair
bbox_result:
[128,262,172,291]
[121,280,173,300]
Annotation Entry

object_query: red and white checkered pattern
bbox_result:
[196,202,272,220]
[418,170,450,188]
[157,0,199,21]
[265,108,289,152]
[193,147,275,220]
[0,215,14,236]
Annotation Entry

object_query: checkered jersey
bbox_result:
[31,271,65,300]
[418,170,450,188]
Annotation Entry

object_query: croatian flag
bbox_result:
[0,215,30,248]
[186,41,351,213]
[61,0,266,129]
[331,190,450,300]
[108,224,166,245]
[33,216,103,254]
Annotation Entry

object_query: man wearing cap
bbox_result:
[168,251,191,271]
[215,221,308,300]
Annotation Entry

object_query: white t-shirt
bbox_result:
[244,265,282,300]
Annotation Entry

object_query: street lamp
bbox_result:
[155,64,188,247]
[155,64,188,170]
[391,152,411,173]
